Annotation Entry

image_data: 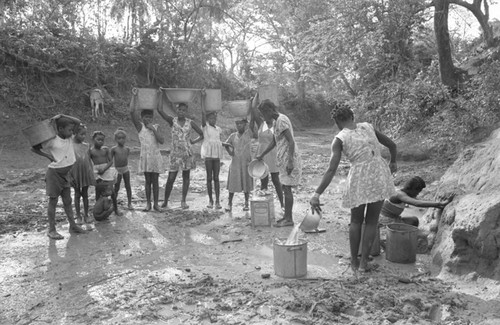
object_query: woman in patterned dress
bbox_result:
[157,97,204,209]
[256,99,302,227]
[310,103,397,274]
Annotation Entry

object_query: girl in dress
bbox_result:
[71,123,95,224]
[130,89,165,212]
[225,118,253,212]
[310,103,397,274]
[200,105,224,209]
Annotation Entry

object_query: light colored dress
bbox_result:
[201,124,223,159]
[71,141,95,188]
[257,122,278,173]
[335,122,395,209]
[138,122,163,173]
[226,130,253,193]
[274,114,302,186]
[169,117,195,171]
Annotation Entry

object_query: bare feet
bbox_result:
[351,256,360,275]
[153,205,162,212]
[207,202,214,209]
[181,202,189,209]
[115,210,123,216]
[75,215,83,225]
[143,203,152,212]
[127,204,134,210]
[243,203,249,211]
[47,231,64,240]
[215,203,222,210]
[161,202,168,208]
[225,205,232,212]
[69,225,88,234]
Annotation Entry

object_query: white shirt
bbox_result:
[42,135,76,168]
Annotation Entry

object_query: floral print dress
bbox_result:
[274,113,302,186]
[169,117,195,171]
[335,122,395,209]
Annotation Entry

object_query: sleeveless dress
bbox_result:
[138,123,163,173]
[226,130,253,193]
[200,124,223,159]
[257,122,278,173]
[335,122,395,209]
[379,199,406,226]
[274,114,302,186]
[71,141,96,188]
[169,117,195,171]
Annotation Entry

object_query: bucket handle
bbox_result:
[287,246,303,252]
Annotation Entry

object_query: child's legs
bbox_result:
[260,175,269,190]
[81,186,90,216]
[61,187,76,227]
[181,170,190,202]
[244,192,249,205]
[360,201,383,263]
[205,160,214,203]
[270,172,284,208]
[151,172,159,205]
[283,185,293,222]
[73,186,82,217]
[349,204,365,266]
[144,172,153,204]
[122,171,132,205]
[164,171,178,203]
[212,159,221,203]
[228,192,234,206]
[47,196,59,232]
[114,173,123,196]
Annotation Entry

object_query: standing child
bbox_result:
[31,115,87,240]
[130,89,164,212]
[157,94,204,209]
[225,118,253,212]
[111,127,133,210]
[200,94,224,209]
[90,131,121,216]
[71,123,96,224]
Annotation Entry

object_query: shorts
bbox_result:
[115,166,130,175]
[45,166,73,197]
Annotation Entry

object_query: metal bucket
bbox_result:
[226,100,250,117]
[204,89,222,111]
[134,88,159,110]
[386,223,418,263]
[22,119,56,146]
[258,84,279,106]
[273,238,307,278]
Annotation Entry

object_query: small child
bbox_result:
[71,123,96,224]
[111,127,133,210]
[201,105,224,209]
[90,131,121,216]
[31,114,87,240]
[130,89,164,212]
[93,187,114,222]
[225,118,253,212]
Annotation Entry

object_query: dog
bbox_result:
[89,89,105,118]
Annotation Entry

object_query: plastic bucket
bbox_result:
[134,88,158,110]
[22,119,56,146]
[204,89,222,111]
[273,238,307,278]
[358,223,381,256]
[386,223,418,263]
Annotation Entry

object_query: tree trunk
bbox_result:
[434,0,460,89]
[294,62,305,102]
[451,0,496,48]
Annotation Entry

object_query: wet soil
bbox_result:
[1,127,500,324]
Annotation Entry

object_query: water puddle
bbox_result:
[188,229,218,245]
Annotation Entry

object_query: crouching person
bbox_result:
[93,186,114,222]
[31,115,88,240]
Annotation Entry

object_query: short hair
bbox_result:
[330,102,354,122]
[206,111,217,119]
[258,99,278,115]
[74,123,87,134]
[114,127,127,138]
[140,109,153,118]
[403,176,426,192]
[177,103,188,109]
[92,131,105,139]
[55,116,75,130]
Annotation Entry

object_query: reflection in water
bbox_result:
[189,229,218,245]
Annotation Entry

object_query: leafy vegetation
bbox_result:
[1,0,500,158]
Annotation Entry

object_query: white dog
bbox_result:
[90,89,105,118]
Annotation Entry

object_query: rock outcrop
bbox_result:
[424,129,500,280]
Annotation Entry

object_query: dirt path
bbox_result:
[1,128,499,324]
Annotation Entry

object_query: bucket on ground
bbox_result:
[358,223,381,256]
[273,238,307,278]
[203,89,222,111]
[250,193,274,227]
[22,119,56,146]
[386,223,418,263]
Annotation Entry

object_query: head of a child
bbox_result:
[176,103,188,119]
[235,119,247,134]
[92,131,105,149]
[114,128,127,146]
[258,100,279,123]
[74,123,87,143]
[330,102,354,129]
[56,117,75,139]
[402,176,426,198]
[206,111,217,127]
[141,110,154,125]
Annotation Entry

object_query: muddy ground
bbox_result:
[1,126,500,325]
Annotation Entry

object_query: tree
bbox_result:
[450,0,497,47]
